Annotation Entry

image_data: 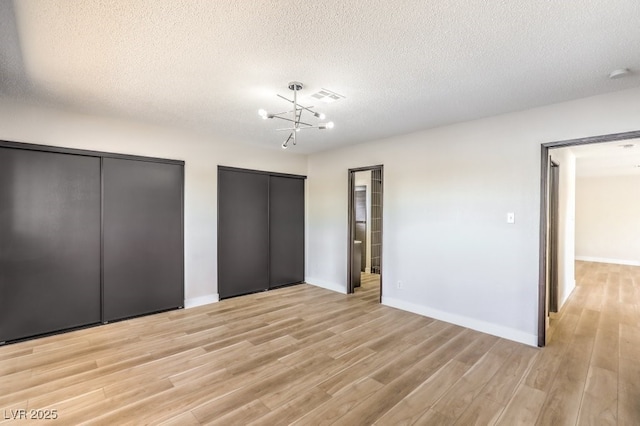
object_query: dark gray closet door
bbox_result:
[218,169,269,299]
[0,148,101,342]
[103,158,183,322]
[269,176,304,288]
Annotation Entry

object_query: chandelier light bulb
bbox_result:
[258,109,268,119]
[319,121,335,130]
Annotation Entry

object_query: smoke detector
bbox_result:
[609,68,631,79]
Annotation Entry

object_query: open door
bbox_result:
[548,161,560,314]
[348,165,383,302]
[354,186,367,273]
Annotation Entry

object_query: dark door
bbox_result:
[269,175,304,288]
[218,169,269,298]
[354,187,367,272]
[0,148,101,342]
[370,168,382,275]
[103,158,184,322]
[548,162,560,313]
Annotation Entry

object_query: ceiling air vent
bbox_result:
[310,88,345,103]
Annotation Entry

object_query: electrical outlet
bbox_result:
[397,281,403,289]
[507,212,515,224]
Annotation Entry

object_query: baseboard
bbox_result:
[575,256,640,266]
[381,296,538,347]
[184,293,219,309]
[304,277,346,294]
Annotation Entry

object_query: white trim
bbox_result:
[184,293,219,309]
[575,256,640,266]
[304,277,346,294]
[381,296,538,347]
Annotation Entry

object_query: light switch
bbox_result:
[507,212,515,224]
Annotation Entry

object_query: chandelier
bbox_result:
[259,81,334,149]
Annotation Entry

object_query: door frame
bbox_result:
[538,130,640,347]
[548,159,559,315]
[347,165,383,301]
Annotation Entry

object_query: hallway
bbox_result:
[535,261,640,424]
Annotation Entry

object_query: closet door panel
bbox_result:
[103,158,183,322]
[218,169,269,299]
[269,176,304,288]
[0,148,101,342]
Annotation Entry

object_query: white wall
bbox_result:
[0,100,307,307]
[576,174,640,265]
[4,86,640,347]
[306,87,640,346]
[549,148,576,309]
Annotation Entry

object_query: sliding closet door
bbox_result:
[0,148,101,342]
[103,158,183,322]
[269,176,304,288]
[218,168,269,299]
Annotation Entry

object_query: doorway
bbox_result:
[538,130,640,347]
[348,165,383,301]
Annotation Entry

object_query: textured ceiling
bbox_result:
[1,0,639,154]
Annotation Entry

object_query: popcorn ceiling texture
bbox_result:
[1,0,639,153]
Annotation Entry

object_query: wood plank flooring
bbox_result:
[0,263,638,425]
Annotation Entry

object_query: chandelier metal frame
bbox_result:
[259,81,334,149]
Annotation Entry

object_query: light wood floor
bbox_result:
[354,272,381,302]
[0,262,638,425]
